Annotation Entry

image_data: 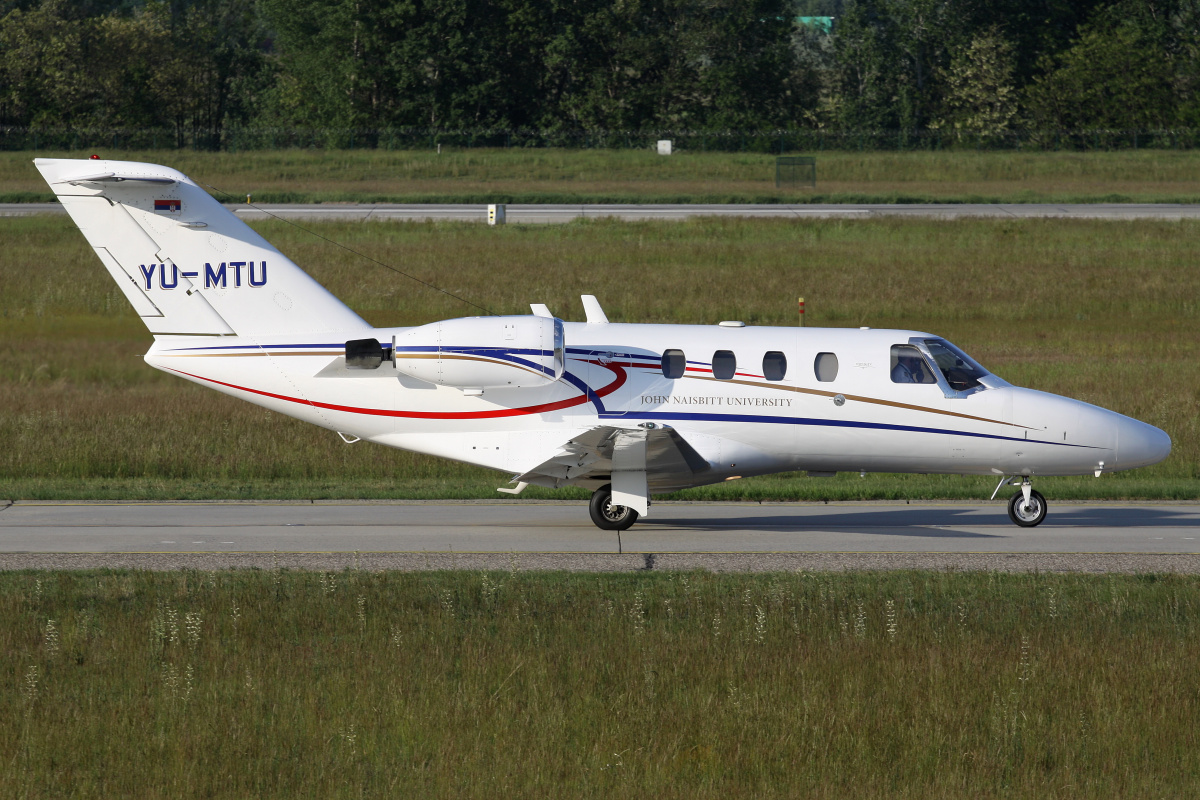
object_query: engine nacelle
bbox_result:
[393,315,565,389]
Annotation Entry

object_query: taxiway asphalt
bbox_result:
[2,501,1199,573]
[4,202,1200,223]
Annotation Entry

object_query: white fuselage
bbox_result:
[144,320,1171,492]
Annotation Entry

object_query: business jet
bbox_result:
[35,158,1172,531]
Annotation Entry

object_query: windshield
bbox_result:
[922,339,988,392]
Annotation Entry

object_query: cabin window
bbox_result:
[762,351,787,381]
[814,352,838,382]
[890,345,937,384]
[712,350,736,380]
[661,349,686,379]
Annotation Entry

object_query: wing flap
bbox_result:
[511,424,711,499]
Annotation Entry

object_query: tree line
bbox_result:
[1,0,1197,149]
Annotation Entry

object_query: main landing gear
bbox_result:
[1006,478,1047,527]
[589,484,639,531]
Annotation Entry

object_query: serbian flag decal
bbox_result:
[154,199,181,213]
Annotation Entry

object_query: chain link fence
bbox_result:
[4,126,1200,153]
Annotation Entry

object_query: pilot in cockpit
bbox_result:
[890,346,935,384]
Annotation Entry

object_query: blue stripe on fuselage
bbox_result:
[599,410,1103,449]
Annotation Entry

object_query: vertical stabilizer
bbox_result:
[34,158,369,337]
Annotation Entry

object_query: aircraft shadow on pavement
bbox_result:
[1037,506,1197,528]
[638,505,1197,536]
[640,507,1004,537]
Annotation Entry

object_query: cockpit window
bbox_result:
[890,345,937,384]
[922,339,987,392]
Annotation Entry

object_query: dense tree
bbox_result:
[256,0,801,132]
[1,0,1198,144]
[378,0,552,128]
[255,0,375,128]
[0,0,88,126]
[1024,21,1177,130]
[934,27,1017,139]
[692,0,799,128]
[153,0,271,145]
[0,0,268,144]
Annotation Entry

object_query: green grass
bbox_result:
[4,569,1200,797]
[7,148,1200,203]
[2,474,1197,503]
[1,214,1197,501]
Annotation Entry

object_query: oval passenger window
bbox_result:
[762,351,787,381]
[712,350,736,380]
[814,352,838,382]
[661,349,686,379]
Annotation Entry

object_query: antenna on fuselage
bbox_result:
[582,295,609,324]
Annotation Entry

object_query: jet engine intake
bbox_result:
[394,315,565,389]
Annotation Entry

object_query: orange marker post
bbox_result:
[798,297,805,327]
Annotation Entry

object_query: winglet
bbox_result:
[530,303,553,318]
[497,481,529,495]
[581,295,608,324]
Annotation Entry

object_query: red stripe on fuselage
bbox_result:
[166,363,627,420]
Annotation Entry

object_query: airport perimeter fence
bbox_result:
[4,126,1200,153]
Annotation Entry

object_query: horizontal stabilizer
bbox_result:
[52,170,177,185]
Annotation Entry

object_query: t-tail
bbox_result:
[33,158,368,338]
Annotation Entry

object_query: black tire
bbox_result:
[589,484,639,531]
[1008,489,1047,527]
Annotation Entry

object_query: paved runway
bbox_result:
[4,202,1200,223]
[3,500,1200,552]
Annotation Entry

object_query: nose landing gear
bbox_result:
[589,484,640,531]
[1007,478,1047,527]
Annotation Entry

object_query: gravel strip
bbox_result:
[3,552,1200,573]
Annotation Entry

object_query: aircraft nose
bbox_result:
[1118,417,1172,469]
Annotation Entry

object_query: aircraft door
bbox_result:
[584,347,630,419]
[586,344,663,419]
[902,339,1011,464]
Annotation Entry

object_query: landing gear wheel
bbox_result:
[589,484,639,531]
[1008,489,1047,527]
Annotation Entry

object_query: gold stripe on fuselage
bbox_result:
[682,373,1031,430]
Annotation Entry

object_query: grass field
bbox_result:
[6,148,1200,204]
[3,569,1200,797]
[1,213,1196,501]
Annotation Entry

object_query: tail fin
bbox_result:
[34,158,369,338]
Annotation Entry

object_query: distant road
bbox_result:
[3,501,1200,573]
[4,202,1200,223]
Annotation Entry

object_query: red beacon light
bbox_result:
[90,154,100,159]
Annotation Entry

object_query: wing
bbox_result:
[508,425,711,516]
